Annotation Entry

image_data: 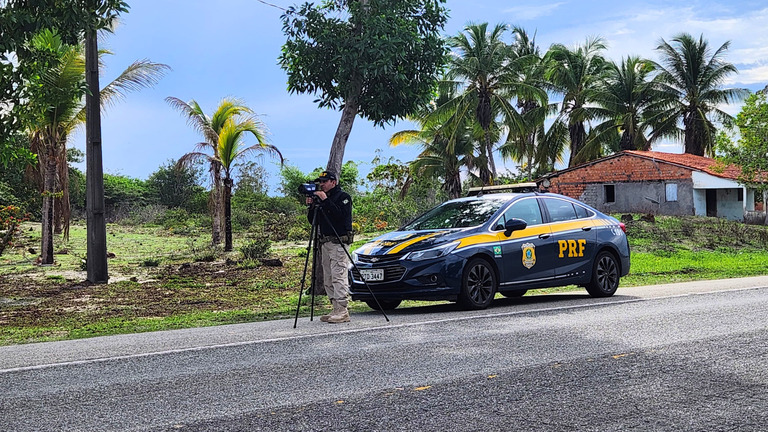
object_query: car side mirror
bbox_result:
[503,218,527,237]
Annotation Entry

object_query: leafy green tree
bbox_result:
[650,33,749,156]
[234,160,269,197]
[279,0,447,176]
[146,159,204,210]
[720,91,768,224]
[544,36,609,166]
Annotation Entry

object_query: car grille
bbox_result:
[356,253,405,264]
[351,264,407,283]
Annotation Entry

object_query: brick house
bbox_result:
[537,150,761,221]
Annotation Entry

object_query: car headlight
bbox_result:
[404,241,460,261]
[350,247,362,263]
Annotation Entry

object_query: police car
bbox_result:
[349,192,630,310]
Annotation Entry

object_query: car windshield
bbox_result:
[402,199,507,230]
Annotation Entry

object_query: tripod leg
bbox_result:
[293,206,319,328]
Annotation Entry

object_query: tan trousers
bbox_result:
[321,241,350,307]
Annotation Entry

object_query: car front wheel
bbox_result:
[365,299,401,311]
[458,258,496,310]
[585,251,620,297]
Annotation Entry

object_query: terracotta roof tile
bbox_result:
[624,150,742,180]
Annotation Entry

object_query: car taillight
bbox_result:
[619,222,626,233]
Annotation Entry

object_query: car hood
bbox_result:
[355,229,468,256]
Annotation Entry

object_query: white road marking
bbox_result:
[1,285,765,375]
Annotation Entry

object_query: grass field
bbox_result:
[2,214,768,346]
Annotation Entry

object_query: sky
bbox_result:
[68,0,768,193]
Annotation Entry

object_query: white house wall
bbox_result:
[691,171,747,220]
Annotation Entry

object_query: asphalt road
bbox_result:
[2,276,768,431]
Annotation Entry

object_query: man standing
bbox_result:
[306,171,353,323]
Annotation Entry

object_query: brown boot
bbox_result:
[327,308,350,323]
[327,299,350,323]
[320,300,336,322]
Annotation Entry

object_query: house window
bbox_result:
[738,189,744,201]
[604,185,615,203]
[665,183,678,202]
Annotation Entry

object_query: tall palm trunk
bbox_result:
[683,112,705,156]
[568,123,587,167]
[223,176,233,252]
[477,91,496,184]
[40,134,59,264]
[211,164,223,247]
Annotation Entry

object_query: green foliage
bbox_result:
[279,0,448,126]
[146,159,205,210]
[103,174,149,209]
[234,160,270,196]
[241,235,271,260]
[651,33,748,157]
[0,0,129,145]
[721,92,768,192]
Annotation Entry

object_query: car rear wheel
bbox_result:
[500,290,527,298]
[458,258,496,310]
[585,251,619,297]
[365,299,401,311]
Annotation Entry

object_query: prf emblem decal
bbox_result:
[493,246,502,257]
[522,243,536,269]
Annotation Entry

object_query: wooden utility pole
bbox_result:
[85,29,108,283]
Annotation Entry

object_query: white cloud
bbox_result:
[502,2,566,20]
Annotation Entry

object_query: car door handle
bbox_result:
[538,234,550,239]
[582,227,592,231]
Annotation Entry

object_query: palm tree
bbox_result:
[173,103,282,251]
[544,37,609,167]
[498,26,565,180]
[588,56,664,155]
[167,97,254,247]
[444,22,545,184]
[25,29,167,264]
[650,33,749,156]
[390,81,479,199]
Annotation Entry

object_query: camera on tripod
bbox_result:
[298,182,317,197]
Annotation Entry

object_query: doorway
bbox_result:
[706,189,717,217]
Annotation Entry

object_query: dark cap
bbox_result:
[315,170,337,181]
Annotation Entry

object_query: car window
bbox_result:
[574,204,593,219]
[495,198,542,229]
[402,199,507,230]
[543,198,578,222]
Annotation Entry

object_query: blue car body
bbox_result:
[349,192,630,308]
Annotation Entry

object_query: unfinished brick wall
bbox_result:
[545,154,696,215]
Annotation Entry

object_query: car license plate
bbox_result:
[359,269,384,281]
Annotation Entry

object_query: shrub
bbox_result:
[0,205,29,256]
[241,234,271,260]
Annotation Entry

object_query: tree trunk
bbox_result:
[223,176,233,252]
[85,29,108,283]
[764,190,768,226]
[326,81,361,175]
[484,130,496,184]
[568,122,587,167]
[40,156,56,264]
[683,111,705,156]
[211,164,222,247]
